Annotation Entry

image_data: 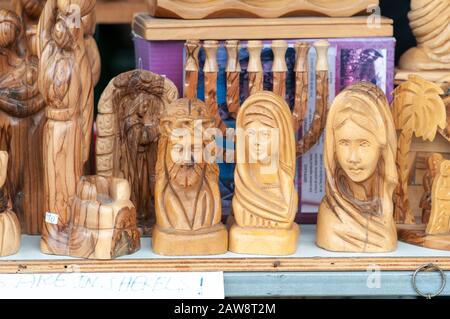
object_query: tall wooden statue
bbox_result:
[0,8,46,234]
[316,82,398,252]
[229,91,299,255]
[0,151,21,257]
[419,153,444,224]
[396,0,450,84]
[152,98,227,255]
[38,0,95,248]
[96,70,178,235]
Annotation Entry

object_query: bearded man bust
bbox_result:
[152,98,227,255]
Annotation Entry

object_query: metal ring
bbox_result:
[412,263,446,299]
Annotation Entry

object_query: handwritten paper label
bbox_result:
[0,272,224,299]
[45,212,59,225]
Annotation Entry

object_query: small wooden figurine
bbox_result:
[392,75,446,224]
[229,91,299,255]
[0,8,46,234]
[148,0,379,19]
[152,98,227,255]
[38,0,96,242]
[41,176,141,259]
[316,82,398,252]
[96,70,178,235]
[426,160,450,235]
[0,151,21,257]
[419,153,444,224]
[396,0,450,85]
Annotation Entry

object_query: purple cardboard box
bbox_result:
[133,36,395,223]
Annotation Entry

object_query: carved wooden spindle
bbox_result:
[203,40,227,134]
[247,40,263,95]
[225,40,241,119]
[296,40,329,156]
[184,39,200,99]
[292,42,310,132]
[271,40,288,99]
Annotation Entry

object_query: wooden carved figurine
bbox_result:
[96,70,179,235]
[396,0,450,84]
[316,82,398,252]
[0,151,21,257]
[0,8,46,234]
[38,0,96,244]
[392,75,446,224]
[40,176,141,259]
[229,91,299,255]
[148,0,380,19]
[426,160,450,236]
[419,153,444,224]
[152,98,227,255]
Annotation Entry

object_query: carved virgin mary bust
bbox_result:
[229,91,299,255]
[316,82,398,252]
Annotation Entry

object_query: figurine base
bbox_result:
[40,225,141,259]
[152,224,228,256]
[228,223,300,256]
[397,224,450,251]
[395,69,450,86]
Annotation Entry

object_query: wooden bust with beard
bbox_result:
[152,98,227,255]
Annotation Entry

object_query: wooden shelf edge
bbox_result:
[2,256,450,273]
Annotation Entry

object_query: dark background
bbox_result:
[93,0,416,105]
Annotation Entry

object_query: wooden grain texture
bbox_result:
[272,40,288,99]
[40,176,141,259]
[317,82,398,253]
[3,256,450,273]
[184,39,200,99]
[230,92,299,255]
[247,40,263,95]
[147,0,379,19]
[398,224,450,251]
[153,98,227,256]
[292,42,309,132]
[225,40,240,119]
[96,70,178,236]
[392,75,446,224]
[426,160,450,235]
[133,14,394,40]
[0,7,46,235]
[38,0,96,243]
[0,151,20,257]
[396,0,450,85]
[419,154,444,224]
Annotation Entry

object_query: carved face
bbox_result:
[166,129,205,188]
[246,120,273,164]
[335,120,381,183]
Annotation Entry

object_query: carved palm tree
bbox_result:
[392,75,446,224]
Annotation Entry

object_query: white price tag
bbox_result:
[45,212,59,225]
[0,272,225,299]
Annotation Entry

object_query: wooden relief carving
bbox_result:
[38,0,96,242]
[148,0,379,19]
[397,0,450,84]
[229,91,299,255]
[392,75,446,224]
[0,151,21,257]
[419,153,444,224]
[316,82,398,252]
[96,69,179,235]
[41,176,141,259]
[152,98,227,256]
[0,8,46,234]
